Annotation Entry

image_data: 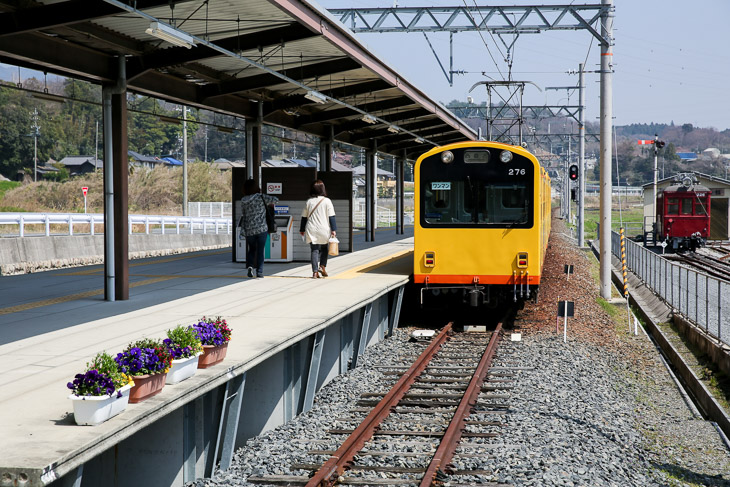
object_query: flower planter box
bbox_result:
[128,373,167,403]
[166,353,201,384]
[198,343,228,369]
[68,384,132,426]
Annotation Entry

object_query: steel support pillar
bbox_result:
[319,126,333,172]
[340,311,356,374]
[109,56,128,301]
[396,152,405,235]
[284,342,303,420]
[599,0,614,299]
[183,400,196,482]
[365,143,377,242]
[215,373,247,471]
[101,87,115,302]
[388,286,404,337]
[246,103,262,185]
[352,303,372,369]
[303,329,326,412]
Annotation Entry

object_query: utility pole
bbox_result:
[578,63,586,247]
[182,105,188,216]
[599,0,614,300]
[204,125,208,162]
[30,109,40,182]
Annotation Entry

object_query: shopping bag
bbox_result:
[328,237,339,256]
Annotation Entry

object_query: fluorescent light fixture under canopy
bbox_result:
[304,90,328,104]
[145,21,195,49]
[360,114,377,124]
[387,126,400,134]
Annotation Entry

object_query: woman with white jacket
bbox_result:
[299,180,337,279]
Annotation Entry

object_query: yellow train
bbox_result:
[413,141,551,307]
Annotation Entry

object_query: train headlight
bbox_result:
[441,151,454,164]
[516,252,528,268]
[499,150,513,163]
[424,252,435,268]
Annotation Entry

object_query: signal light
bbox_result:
[569,164,579,180]
[517,252,528,268]
[424,252,435,268]
[656,140,666,149]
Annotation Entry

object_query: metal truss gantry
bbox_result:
[329,4,611,85]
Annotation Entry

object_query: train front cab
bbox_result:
[413,141,550,308]
[656,180,710,251]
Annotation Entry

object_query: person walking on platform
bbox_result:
[300,179,337,279]
[240,178,278,278]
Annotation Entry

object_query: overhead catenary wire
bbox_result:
[460,0,505,81]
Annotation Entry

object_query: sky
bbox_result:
[316,0,730,131]
[2,1,727,131]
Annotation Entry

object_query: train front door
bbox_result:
[710,197,728,240]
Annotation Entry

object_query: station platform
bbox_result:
[0,231,413,487]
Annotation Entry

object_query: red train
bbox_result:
[655,174,710,251]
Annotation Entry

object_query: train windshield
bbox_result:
[420,148,534,228]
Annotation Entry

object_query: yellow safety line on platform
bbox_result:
[331,249,413,280]
[0,276,173,315]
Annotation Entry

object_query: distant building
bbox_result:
[59,156,103,175]
[161,156,183,166]
[210,159,245,170]
[352,165,396,197]
[677,152,698,162]
[128,150,163,169]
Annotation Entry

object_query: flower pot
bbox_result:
[198,343,229,369]
[128,373,167,403]
[68,384,132,426]
[166,353,201,384]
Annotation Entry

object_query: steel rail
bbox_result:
[306,323,454,487]
[420,322,503,486]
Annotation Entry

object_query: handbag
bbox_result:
[328,236,339,256]
[260,194,276,233]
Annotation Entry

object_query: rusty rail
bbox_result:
[420,322,503,486]
[305,323,454,487]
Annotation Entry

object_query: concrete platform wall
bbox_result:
[0,234,231,275]
[51,290,403,487]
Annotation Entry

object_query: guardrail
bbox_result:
[611,231,728,348]
[0,212,232,237]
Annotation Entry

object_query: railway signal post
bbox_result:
[638,136,666,245]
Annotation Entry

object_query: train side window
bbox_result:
[667,198,679,215]
[681,198,692,215]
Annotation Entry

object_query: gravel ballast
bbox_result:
[188,218,730,487]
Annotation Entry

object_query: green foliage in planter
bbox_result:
[165,325,203,359]
[86,351,131,390]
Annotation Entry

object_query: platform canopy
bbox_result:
[0,0,476,158]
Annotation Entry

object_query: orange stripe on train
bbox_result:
[413,274,542,285]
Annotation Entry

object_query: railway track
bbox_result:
[248,322,521,487]
[668,251,730,282]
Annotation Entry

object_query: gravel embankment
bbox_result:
[188,218,730,487]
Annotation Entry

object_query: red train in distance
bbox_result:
[655,174,710,251]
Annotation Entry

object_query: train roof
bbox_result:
[662,183,710,193]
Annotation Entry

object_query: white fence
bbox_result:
[188,202,232,218]
[0,212,232,237]
[352,198,414,228]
